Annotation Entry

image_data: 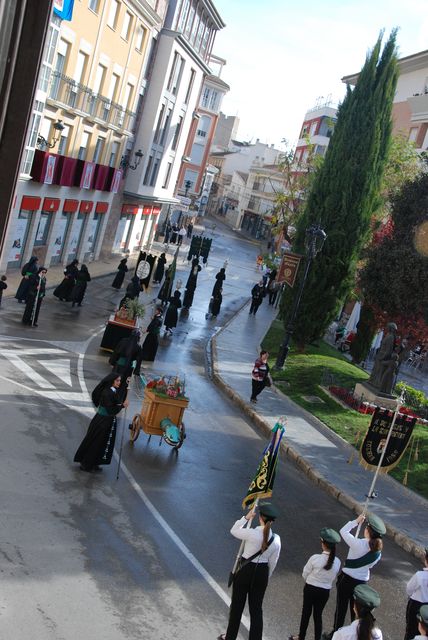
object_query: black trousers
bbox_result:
[405,598,427,640]
[249,299,261,314]
[299,583,330,640]
[268,291,278,305]
[225,562,269,640]
[251,379,265,400]
[333,572,365,631]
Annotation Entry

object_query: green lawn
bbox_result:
[263,319,428,499]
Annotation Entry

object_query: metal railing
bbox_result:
[48,71,136,132]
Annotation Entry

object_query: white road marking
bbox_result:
[38,359,73,386]
[2,353,56,389]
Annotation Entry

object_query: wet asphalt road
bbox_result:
[0,223,419,640]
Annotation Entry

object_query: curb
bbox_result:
[208,313,425,561]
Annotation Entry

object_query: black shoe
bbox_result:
[33,323,38,327]
[92,465,103,472]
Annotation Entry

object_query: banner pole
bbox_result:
[357,391,404,535]
[230,498,259,577]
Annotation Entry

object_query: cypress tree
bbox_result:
[281,31,398,348]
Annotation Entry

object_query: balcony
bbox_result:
[407,93,428,123]
[47,71,137,133]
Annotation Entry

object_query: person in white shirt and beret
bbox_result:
[405,549,428,640]
[331,514,385,633]
[290,528,341,640]
[218,502,281,640]
[331,584,382,640]
[413,604,428,639]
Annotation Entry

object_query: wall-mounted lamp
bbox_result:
[120,149,144,171]
[182,155,192,163]
[193,112,201,120]
[37,119,65,149]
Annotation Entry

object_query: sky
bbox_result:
[212,0,428,149]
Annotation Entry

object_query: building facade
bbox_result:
[2,0,166,272]
[294,100,337,162]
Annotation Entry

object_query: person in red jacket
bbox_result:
[250,350,270,403]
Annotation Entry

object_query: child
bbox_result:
[0,275,7,306]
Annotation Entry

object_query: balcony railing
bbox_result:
[48,71,137,132]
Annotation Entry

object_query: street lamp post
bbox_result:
[274,223,327,370]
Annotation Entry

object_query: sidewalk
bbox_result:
[211,300,427,557]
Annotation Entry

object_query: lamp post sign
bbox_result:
[277,252,302,288]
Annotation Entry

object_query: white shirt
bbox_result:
[407,568,428,602]
[230,517,281,577]
[302,551,341,589]
[340,520,381,581]
[178,228,186,236]
[332,619,382,640]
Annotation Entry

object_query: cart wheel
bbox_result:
[174,423,186,450]
[130,414,142,443]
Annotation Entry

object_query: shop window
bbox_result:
[34,212,52,246]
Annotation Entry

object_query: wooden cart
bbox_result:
[130,387,189,449]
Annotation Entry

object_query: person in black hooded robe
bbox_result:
[212,267,226,296]
[53,259,79,300]
[164,290,182,335]
[153,253,167,284]
[22,267,47,326]
[74,372,128,472]
[15,256,39,302]
[109,329,143,376]
[158,264,174,305]
[210,288,222,317]
[111,258,128,289]
[183,258,201,309]
[141,307,163,361]
[69,264,91,306]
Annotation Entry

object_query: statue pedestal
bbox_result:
[354,382,398,410]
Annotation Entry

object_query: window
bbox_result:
[78,132,90,160]
[107,73,120,102]
[309,121,317,136]
[92,64,106,95]
[109,141,120,167]
[171,116,183,151]
[183,169,198,192]
[160,108,172,145]
[167,52,185,96]
[89,0,100,12]
[123,82,134,110]
[135,25,146,51]
[196,114,210,139]
[209,90,219,111]
[150,158,160,186]
[57,125,70,155]
[34,213,52,246]
[184,69,196,104]
[154,104,165,143]
[93,136,105,163]
[190,142,204,165]
[74,51,88,84]
[143,155,154,185]
[184,5,195,39]
[121,11,132,40]
[177,0,190,32]
[107,0,120,29]
[162,162,173,188]
[409,127,418,142]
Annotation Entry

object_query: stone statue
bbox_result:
[368,322,398,391]
[379,353,399,395]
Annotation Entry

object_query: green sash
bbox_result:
[97,406,110,416]
[345,551,381,569]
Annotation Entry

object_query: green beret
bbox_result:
[418,605,428,626]
[353,584,381,610]
[258,502,278,520]
[366,513,386,536]
[320,527,341,544]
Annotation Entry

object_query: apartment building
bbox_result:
[3,0,165,271]
[294,100,337,162]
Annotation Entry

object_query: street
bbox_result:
[0,223,419,640]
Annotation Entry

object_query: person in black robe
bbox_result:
[15,256,38,302]
[74,372,128,473]
[164,222,171,244]
[212,267,226,296]
[53,259,79,300]
[183,258,201,309]
[186,222,193,239]
[249,281,265,315]
[111,258,128,289]
[170,224,178,244]
[158,264,174,305]
[69,264,91,307]
[140,253,156,290]
[118,275,139,310]
[141,307,163,361]
[109,329,143,376]
[22,267,47,326]
[210,288,222,317]
[153,253,167,284]
[164,290,181,335]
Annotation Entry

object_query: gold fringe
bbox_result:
[414,439,419,462]
[403,470,408,486]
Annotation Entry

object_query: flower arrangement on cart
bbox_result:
[145,374,188,400]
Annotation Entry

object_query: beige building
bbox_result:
[3,0,166,271]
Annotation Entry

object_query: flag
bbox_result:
[242,420,285,508]
[360,407,416,472]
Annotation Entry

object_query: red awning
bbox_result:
[121,204,139,215]
[80,200,94,213]
[142,205,152,215]
[96,202,109,213]
[21,196,41,211]
[42,197,60,212]
[63,199,79,213]
[152,206,161,215]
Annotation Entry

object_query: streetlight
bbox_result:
[274,223,327,369]
[120,149,144,171]
[37,119,65,149]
